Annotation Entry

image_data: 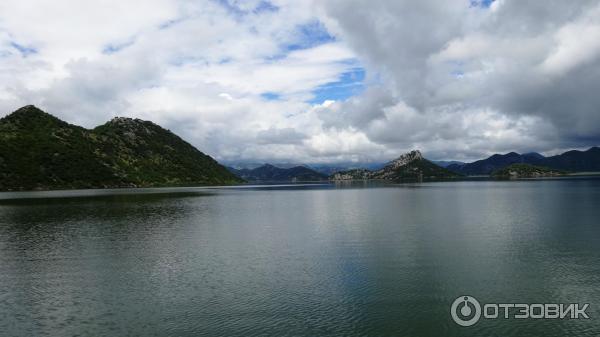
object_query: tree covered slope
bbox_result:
[0,105,242,190]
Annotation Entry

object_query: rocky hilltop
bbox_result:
[0,105,242,191]
[331,150,460,182]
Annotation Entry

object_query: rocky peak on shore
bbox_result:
[386,150,423,169]
[331,150,459,181]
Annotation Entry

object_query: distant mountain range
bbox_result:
[0,105,242,191]
[229,146,600,183]
[227,164,327,182]
[447,148,600,175]
[432,160,465,168]
[331,150,459,181]
[3,105,599,191]
[227,147,600,179]
[227,151,461,183]
[225,162,386,176]
[308,162,386,175]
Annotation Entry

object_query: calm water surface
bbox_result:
[1,178,599,336]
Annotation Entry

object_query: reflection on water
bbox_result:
[1,179,599,336]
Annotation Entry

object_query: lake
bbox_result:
[1,178,599,336]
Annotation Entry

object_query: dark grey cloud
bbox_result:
[318,0,600,159]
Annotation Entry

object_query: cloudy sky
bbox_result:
[1,0,599,163]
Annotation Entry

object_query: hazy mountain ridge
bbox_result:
[447,148,600,175]
[0,105,242,191]
[432,160,465,168]
[228,164,327,182]
[225,162,386,175]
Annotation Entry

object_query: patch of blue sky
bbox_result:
[254,1,279,14]
[263,52,288,62]
[102,39,135,54]
[470,0,495,8]
[282,20,335,52]
[10,42,37,57]
[448,60,466,78]
[218,57,232,64]
[215,0,278,18]
[309,67,366,104]
[451,70,465,79]
[215,0,245,17]
[263,20,336,61]
[261,92,281,101]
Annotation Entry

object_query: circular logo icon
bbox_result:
[451,295,481,327]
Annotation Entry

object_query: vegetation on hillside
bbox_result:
[0,105,243,191]
[492,163,566,178]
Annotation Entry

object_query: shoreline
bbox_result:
[3,174,600,200]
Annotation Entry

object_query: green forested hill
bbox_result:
[0,105,242,191]
[491,163,566,178]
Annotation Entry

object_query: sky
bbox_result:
[0,0,599,163]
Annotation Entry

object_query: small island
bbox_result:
[491,163,566,178]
